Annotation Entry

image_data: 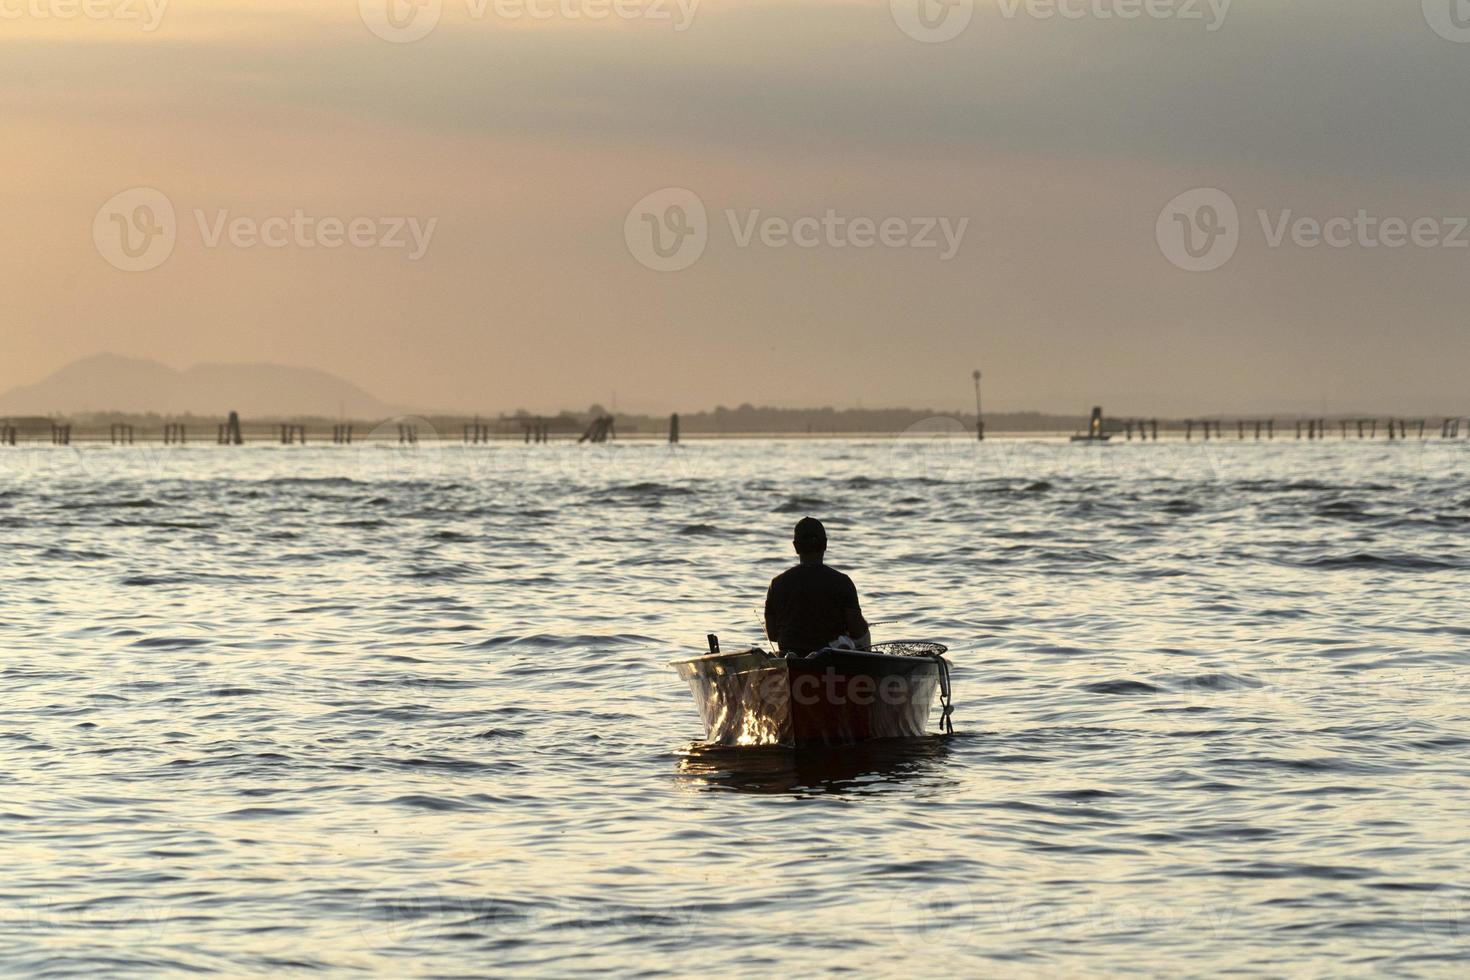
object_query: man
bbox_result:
[764,517,870,655]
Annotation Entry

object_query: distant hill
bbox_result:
[0,354,399,419]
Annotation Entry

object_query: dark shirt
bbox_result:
[764,561,867,654]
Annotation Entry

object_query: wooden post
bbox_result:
[1185,420,1193,441]
[225,411,243,445]
[669,413,680,444]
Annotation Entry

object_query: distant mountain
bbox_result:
[0,354,400,418]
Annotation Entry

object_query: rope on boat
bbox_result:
[869,641,954,736]
[931,653,954,735]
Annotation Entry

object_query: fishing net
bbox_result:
[869,640,949,657]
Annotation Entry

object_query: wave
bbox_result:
[773,496,828,513]
[1082,680,1161,695]
[1290,552,1462,572]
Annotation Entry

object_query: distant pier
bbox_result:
[0,410,1466,445]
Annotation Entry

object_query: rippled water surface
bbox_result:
[2,438,1468,976]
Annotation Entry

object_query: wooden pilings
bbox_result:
[579,415,615,444]
[1224,420,1274,439]
[1294,419,1330,439]
[5,412,1463,445]
[218,411,243,445]
[1120,419,1160,441]
[1184,420,1224,440]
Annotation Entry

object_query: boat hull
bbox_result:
[671,648,942,747]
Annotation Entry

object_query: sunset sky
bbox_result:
[5,0,1469,416]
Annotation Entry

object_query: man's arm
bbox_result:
[763,579,781,650]
[843,577,870,648]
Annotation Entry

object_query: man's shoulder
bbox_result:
[810,563,857,593]
[771,562,855,586]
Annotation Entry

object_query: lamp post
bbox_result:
[972,368,984,441]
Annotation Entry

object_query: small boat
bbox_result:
[1070,405,1113,443]
[670,640,954,747]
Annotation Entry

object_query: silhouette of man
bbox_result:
[764,517,870,654]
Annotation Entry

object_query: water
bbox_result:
[2,437,1467,976]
